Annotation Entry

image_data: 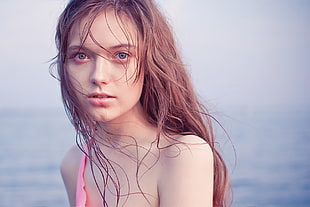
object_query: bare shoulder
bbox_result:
[160,134,213,161]
[60,145,83,206]
[61,145,83,174]
[158,135,214,206]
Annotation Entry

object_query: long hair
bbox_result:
[52,0,231,206]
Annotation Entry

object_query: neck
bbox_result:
[96,105,157,147]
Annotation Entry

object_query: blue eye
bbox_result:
[116,52,129,60]
[75,53,88,60]
[71,52,90,63]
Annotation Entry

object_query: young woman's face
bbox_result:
[66,10,144,124]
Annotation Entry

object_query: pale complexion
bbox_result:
[61,10,214,207]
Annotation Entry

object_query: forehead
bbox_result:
[68,9,137,48]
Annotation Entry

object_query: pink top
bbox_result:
[76,151,87,207]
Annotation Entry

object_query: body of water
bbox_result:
[0,105,309,206]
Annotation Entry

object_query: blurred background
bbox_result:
[0,0,309,206]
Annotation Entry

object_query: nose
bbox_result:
[90,56,112,86]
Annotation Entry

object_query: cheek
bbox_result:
[133,77,144,100]
[120,76,144,103]
[67,68,87,91]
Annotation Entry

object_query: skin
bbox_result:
[61,10,214,207]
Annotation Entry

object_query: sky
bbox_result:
[0,0,309,110]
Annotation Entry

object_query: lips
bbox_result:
[88,92,114,98]
[89,94,109,98]
[87,92,115,106]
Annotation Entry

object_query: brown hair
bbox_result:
[52,0,231,206]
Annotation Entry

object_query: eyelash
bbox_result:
[115,52,129,60]
[75,53,88,60]
[68,52,89,64]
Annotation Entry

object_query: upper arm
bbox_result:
[60,145,82,207]
[158,135,214,207]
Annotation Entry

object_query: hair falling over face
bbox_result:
[52,0,232,206]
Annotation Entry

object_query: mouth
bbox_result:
[87,92,115,106]
[88,92,114,99]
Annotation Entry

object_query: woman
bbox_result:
[53,0,231,206]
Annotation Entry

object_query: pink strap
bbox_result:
[76,150,88,207]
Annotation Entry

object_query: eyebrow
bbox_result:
[67,44,136,52]
[109,44,136,50]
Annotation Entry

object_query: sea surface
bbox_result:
[0,105,309,207]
